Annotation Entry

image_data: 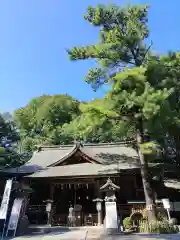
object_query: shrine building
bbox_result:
[22,142,165,227]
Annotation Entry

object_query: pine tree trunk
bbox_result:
[136,118,156,221]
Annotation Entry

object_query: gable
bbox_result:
[54,149,99,166]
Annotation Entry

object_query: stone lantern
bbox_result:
[43,199,53,225]
[100,178,120,233]
[93,198,103,226]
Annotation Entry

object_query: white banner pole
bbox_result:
[0,179,13,240]
[6,198,23,237]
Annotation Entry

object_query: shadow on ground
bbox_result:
[135,233,180,239]
[3,227,83,239]
[100,233,180,240]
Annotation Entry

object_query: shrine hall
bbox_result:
[18,142,165,227]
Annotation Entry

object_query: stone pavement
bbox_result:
[10,226,103,240]
[6,227,180,240]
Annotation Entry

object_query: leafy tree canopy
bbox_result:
[0,113,25,168]
[14,94,80,139]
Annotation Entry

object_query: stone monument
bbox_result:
[100,178,120,234]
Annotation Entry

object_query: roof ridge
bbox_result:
[39,141,133,150]
[39,144,75,151]
[82,142,133,147]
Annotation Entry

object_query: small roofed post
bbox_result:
[100,178,120,234]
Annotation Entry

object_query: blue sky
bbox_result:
[0,0,180,112]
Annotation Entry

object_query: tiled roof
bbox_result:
[25,142,139,168]
[81,144,138,165]
[25,145,76,168]
[27,162,160,178]
[27,163,136,178]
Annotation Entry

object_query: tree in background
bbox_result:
[0,113,26,168]
[14,94,81,151]
[67,3,176,220]
[62,99,135,143]
[14,94,135,152]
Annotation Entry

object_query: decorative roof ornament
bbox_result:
[100,178,120,191]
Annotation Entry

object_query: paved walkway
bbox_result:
[7,227,180,240]
[11,226,103,240]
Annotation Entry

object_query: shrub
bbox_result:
[142,208,148,220]
[139,220,179,234]
[130,212,143,223]
[123,217,132,230]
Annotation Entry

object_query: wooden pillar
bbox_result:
[74,183,77,206]
[50,183,55,199]
[95,180,101,198]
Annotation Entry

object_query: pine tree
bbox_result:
[67,4,174,220]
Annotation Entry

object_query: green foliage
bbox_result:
[140,142,161,155]
[68,4,150,90]
[19,136,45,153]
[13,94,81,151]
[67,3,171,158]
[0,113,26,168]
[0,150,26,169]
[35,95,80,129]
[123,217,132,230]
[139,220,179,234]
[0,115,19,143]
[14,94,80,136]
[74,100,135,142]
[107,67,173,122]
[14,96,136,152]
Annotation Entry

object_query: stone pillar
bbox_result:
[100,178,120,234]
[98,209,101,226]
[104,198,118,233]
